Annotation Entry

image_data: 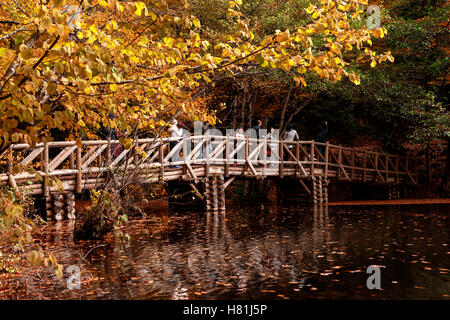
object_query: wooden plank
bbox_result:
[283,144,308,176]
[81,144,108,169]
[298,178,311,195]
[185,161,197,179]
[20,147,44,165]
[324,142,329,178]
[223,176,235,189]
[44,142,49,197]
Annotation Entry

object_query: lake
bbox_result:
[5,203,449,299]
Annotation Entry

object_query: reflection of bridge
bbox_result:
[0,135,417,219]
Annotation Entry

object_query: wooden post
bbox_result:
[133,136,139,166]
[205,177,211,211]
[375,153,378,182]
[218,175,226,212]
[106,137,111,166]
[66,193,76,220]
[205,136,210,177]
[324,142,329,179]
[395,156,399,183]
[244,136,249,173]
[351,150,355,180]
[295,141,300,176]
[338,146,342,178]
[311,141,315,178]
[385,155,389,181]
[312,176,318,205]
[76,143,82,193]
[43,142,49,197]
[323,178,328,204]
[159,137,164,180]
[7,145,12,175]
[363,151,367,182]
[211,175,218,212]
[280,139,284,178]
[224,135,230,177]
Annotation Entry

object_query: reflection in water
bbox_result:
[5,204,449,299]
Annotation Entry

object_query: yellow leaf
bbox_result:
[305,4,315,14]
[370,60,376,68]
[110,83,118,92]
[98,0,108,7]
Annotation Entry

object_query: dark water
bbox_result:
[17,204,450,299]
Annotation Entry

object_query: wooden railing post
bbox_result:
[224,135,230,177]
[351,149,355,180]
[280,139,284,178]
[363,151,367,182]
[245,136,249,172]
[295,141,300,175]
[159,137,164,179]
[385,155,389,181]
[106,137,111,166]
[324,141,329,178]
[338,146,342,177]
[43,142,49,197]
[76,143,82,193]
[395,155,399,183]
[311,141,315,177]
[205,136,211,177]
[375,153,378,181]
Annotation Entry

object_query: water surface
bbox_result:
[9,204,450,299]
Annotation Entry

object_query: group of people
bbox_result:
[166,118,329,164]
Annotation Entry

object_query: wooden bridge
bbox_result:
[0,135,417,219]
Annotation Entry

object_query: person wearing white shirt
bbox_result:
[168,119,183,165]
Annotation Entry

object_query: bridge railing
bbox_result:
[0,135,417,195]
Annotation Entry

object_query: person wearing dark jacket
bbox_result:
[315,121,328,161]
[252,119,262,139]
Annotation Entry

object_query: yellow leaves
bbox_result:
[0,48,15,60]
[52,0,67,7]
[98,0,109,7]
[110,83,118,92]
[348,73,360,85]
[370,60,376,68]
[192,17,201,28]
[207,115,216,125]
[312,11,320,19]
[275,30,290,43]
[294,76,307,87]
[372,28,386,39]
[134,2,147,17]
[305,4,315,14]
[89,24,99,35]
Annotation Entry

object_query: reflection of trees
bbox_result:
[106,206,337,299]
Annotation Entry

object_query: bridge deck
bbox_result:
[0,135,418,197]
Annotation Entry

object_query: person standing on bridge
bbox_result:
[168,119,183,167]
[283,123,299,160]
[315,120,328,162]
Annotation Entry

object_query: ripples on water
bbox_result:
[14,204,450,299]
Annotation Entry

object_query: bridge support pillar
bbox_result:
[204,175,226,212]
[388,184,400,200]
[46,193,76,221]
[312,176,328,205]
